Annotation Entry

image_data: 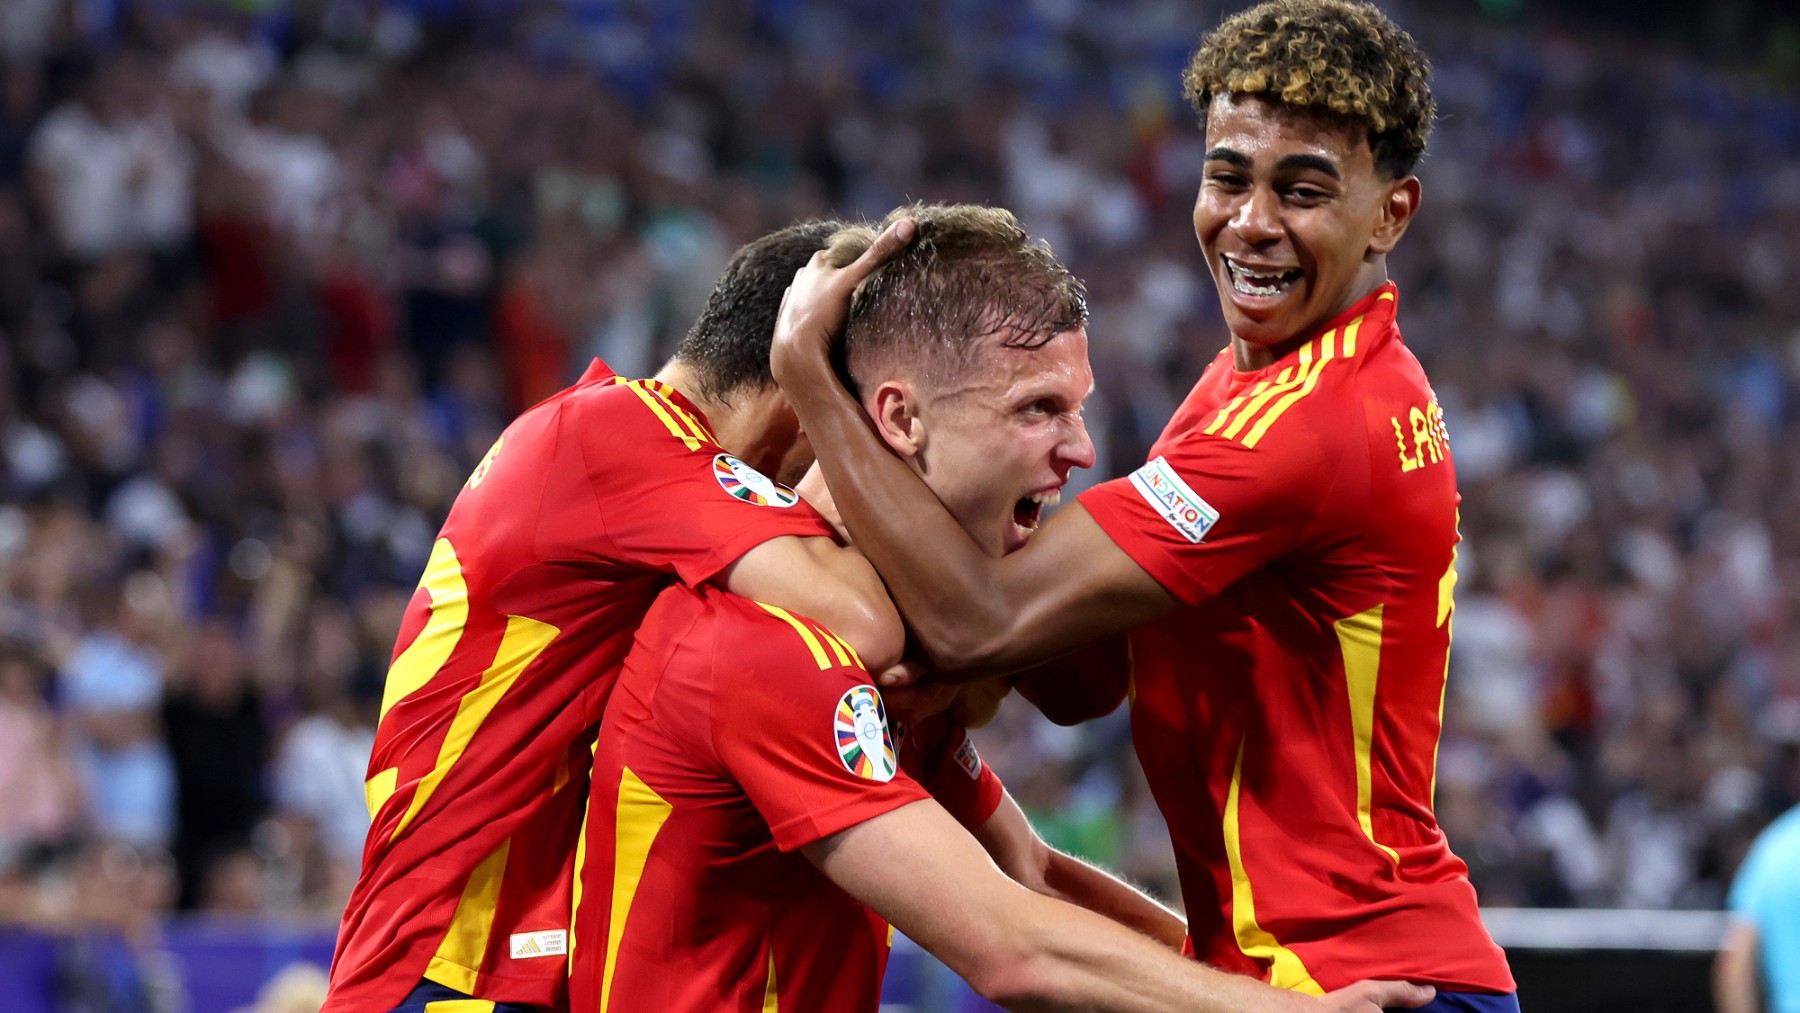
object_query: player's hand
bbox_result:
[883,678,959,723]
[948,678,1012,729]
[877,656,928,688]
[771,217,916,388]
[1316,979,1435,1011]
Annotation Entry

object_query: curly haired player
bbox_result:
[771,2,1519,1010]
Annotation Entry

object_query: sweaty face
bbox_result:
[1195,93,1401,364]
[913,328,1097,555]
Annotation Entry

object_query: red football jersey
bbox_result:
[1079,284,1513,993]
[324,361,835,1012]
[568,584,1003,1013]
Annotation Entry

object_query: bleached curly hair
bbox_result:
[1183,0,1436,178]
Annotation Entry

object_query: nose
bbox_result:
[1059,414,1098,473]
[1229,185,1283,245]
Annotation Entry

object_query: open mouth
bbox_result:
[1011,489,1061,541]
[1223,255,1303,299]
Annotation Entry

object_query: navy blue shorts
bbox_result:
[1409,991,1521,1013]
[385,979,546,1013]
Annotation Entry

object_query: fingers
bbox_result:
[948,679,1012,729]
[851,217,916,277]
[882,679,958,723]
[877,658,929,687]
[1340,980,1436,1010]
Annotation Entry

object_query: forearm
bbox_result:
[1013,638,1130,717]
[991,891,1298,1013]
[1040,851,1186,951]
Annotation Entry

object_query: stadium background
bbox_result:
[0,0,1796,1009]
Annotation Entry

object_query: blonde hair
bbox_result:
[826,203,1087,394]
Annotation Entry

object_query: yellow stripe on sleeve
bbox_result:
[602,768,674,1013]
[753,602,832,669]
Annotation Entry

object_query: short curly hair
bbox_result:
[1183,0,1436,178]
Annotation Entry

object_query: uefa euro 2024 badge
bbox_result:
[713,453,800,507]
[834,685,898,782]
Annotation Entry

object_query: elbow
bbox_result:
[913,610,1015,680]
[964,950,1072,1013]
[965,950,1061,1011]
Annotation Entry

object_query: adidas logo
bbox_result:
[509,930,568,959]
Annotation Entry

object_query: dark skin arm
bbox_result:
[1015,638,1132,724]
[772,222,1182,678]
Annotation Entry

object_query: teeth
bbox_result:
[1225,257,1298,297]
[1028,490,1061,508]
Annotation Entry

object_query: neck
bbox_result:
[653,359,786,477]
[1230,260,1389,371]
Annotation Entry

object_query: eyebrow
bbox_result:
[1203,148,1343,181]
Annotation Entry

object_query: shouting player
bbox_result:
[569,205,1433,1013]
[771,2,1518,1009]
[322,222,904,1013]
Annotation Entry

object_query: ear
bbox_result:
[868,380,925,459]
[1368,175,1422,256]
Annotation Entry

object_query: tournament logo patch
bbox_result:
[834,685,898,782]
[954,736,982,780]
[1128,456,1218,543]
[713,453,800,507]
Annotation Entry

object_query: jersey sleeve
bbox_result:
[579,384,836,586]
[906,717,1004,831]
[708,605,931,852]
[1076,400,1346,605]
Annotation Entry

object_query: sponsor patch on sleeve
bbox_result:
[713,453,800,507]
[834,685,898,782]
[953,736,982,780]
[1127,456,1219,543]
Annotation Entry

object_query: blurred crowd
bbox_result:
[1,0,1798,982]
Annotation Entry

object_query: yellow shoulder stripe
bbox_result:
[752,602,863,671]
[1200,316,1363,451]
[622,380,717,450]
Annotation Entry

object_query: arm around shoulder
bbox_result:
[718,535,905,671]
[909,503,1179,680]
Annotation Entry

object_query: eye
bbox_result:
[1205,170,1248,189]
[1286,185,1330,203]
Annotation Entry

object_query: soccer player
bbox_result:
[322,222,906,1013]
[570,205,1433,1013]
[770,2,1519,1009]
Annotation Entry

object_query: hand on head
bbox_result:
[770,217,916,388]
